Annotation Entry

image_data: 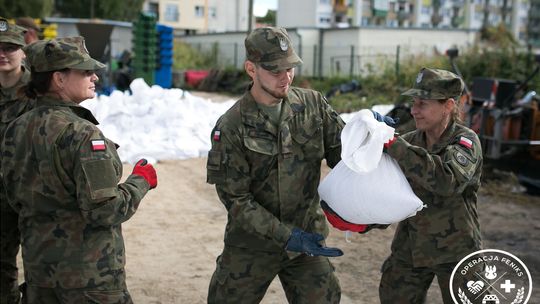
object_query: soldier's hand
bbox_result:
[358,224,390,234]
[371,110,399,127]
[285,228,343,257]
[132,159,157,189]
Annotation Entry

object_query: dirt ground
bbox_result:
[95,159,540,303]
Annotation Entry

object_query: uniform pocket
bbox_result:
[243,136,277,181]
[244,136,277,155]
[291,117,324,160]
[81,159,118,200]
[207,150,226,184]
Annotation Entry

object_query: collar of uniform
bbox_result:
[240,90,278,135]
[240,87,306,134]
[20,65,31,86]
[419,120,457,153]
[37,96,100,125]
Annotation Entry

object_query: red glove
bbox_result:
[132,159,157,189]
[384,137,397,149]
[321,202,367,233]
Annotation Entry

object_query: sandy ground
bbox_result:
[117,159,538,304]
[15,158,540,303]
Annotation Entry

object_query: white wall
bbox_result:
[207,0,249,33]
[178,32,249,69]
[277,0,318,27]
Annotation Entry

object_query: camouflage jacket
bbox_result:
[206,87,344,252]
[1,66,32,209]
[1,96,150,289]
[1,65,32,137]
[386,121,483,267]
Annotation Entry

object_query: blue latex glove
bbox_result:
[371,110,398,127]
[285,228,344,257]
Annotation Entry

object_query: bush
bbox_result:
[173,41,217,70]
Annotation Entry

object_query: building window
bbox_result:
[164,4,179,22]
[149,2,159,18]
[421,6,430,14]
[474,11,483,20]
[387,19,398,27]
[320,0,331,4]
[319,16,332,23]
[195,5,205,17]
[362,16,370,25]
[209,7,217,18]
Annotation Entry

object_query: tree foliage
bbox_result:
[0,0,54,18]
[256,9,276,25]
[0,0,145,21]
[54,0,145,21]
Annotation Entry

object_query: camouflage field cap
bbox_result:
[402,67,464,100]
[0,17,27,46]
[24,36,106,72]
[245,27,303,72]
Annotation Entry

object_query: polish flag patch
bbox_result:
[91,139,106,151]
[213,130,221,141]
[458,136,473,149]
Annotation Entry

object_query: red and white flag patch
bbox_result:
[213,130,221,141]
[458,136,473,149]
[91,139,106,151]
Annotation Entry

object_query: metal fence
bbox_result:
[183,41,435,78]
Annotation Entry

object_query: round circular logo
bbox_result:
[416,71,424,83]
[0,20,8,32]
[278,37,288,51]
[450,249,532,304]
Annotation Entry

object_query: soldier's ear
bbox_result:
[445,98,455,112]
[51,70,67,89]
[245,61,256,78]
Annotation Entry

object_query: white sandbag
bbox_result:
[318,110,424,224]
[319,157,424,224]
[340,110,395,173]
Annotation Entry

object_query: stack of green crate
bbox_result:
[132,12,157,85]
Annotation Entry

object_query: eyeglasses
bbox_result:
[0,44,22,53]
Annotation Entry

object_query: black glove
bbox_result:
[285,228,344,257]
[357,224,390,234]
[371,110,399,127]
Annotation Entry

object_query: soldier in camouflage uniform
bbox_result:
[0,36,158,304]
[379,68,483,304]
[0,17,30,304]
[206,27,345,303]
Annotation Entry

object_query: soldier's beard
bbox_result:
[260,82,289,99]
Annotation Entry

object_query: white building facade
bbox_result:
[277,0,530,43]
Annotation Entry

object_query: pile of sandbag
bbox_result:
[81,78,235,164]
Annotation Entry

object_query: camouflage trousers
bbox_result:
[20,283,133,304]
[379,254,456,304]
[208,245,341,304]
[0,189,20,304]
